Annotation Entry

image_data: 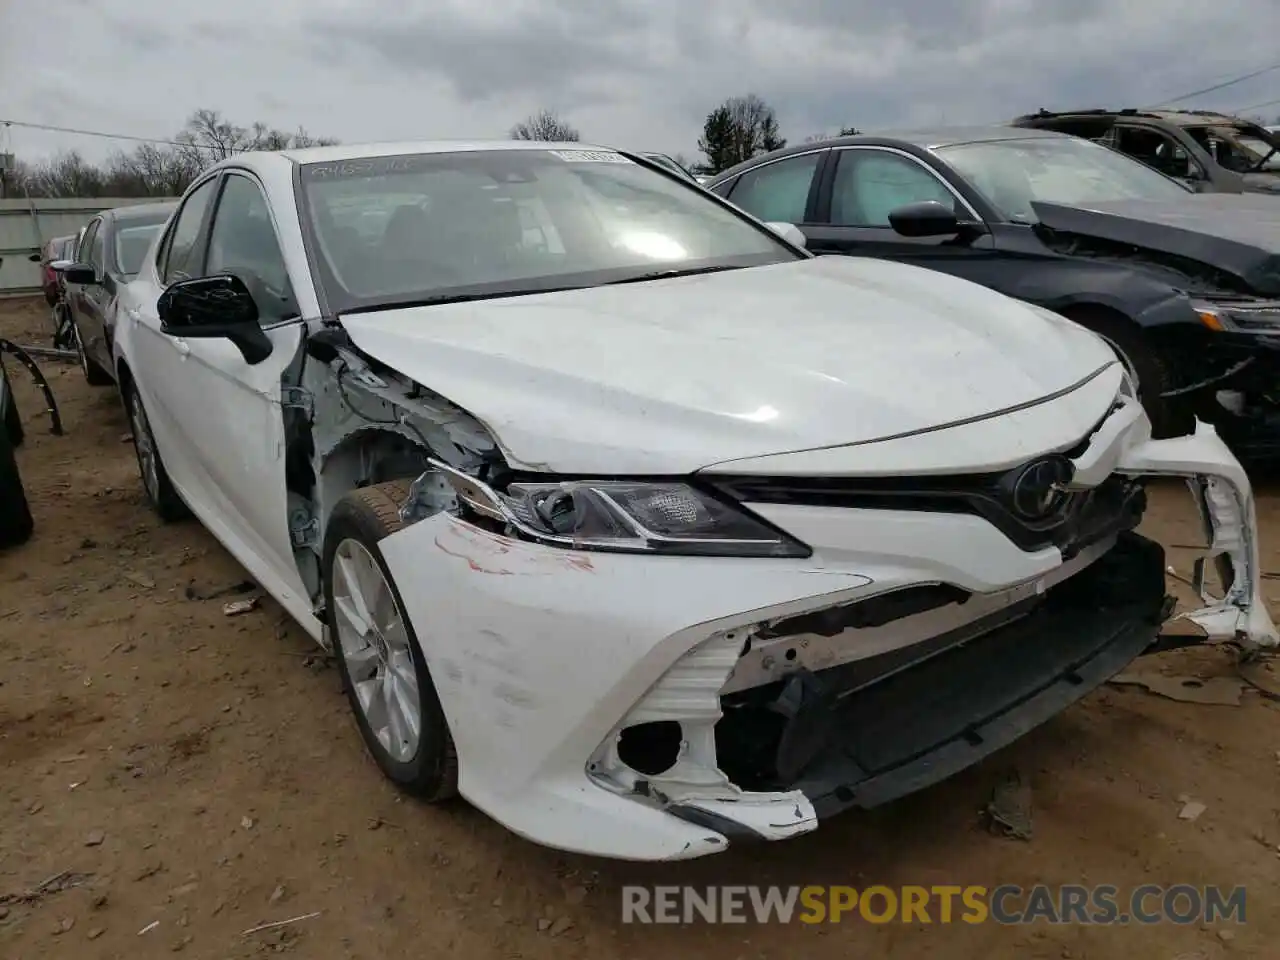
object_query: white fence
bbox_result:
[0,197,177,297]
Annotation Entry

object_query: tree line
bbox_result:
[9,93,1280,199]
[3,94,855,198]
[2,109,338,199]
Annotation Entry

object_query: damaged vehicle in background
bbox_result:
[1012,108,1280,195]
[112,140,1276,861]
[707,127,1280,457]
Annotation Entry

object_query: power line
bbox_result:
[1147,62,1280,108]
[1234,95,1280,114]
[0,118,214,151]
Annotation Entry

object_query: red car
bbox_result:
[39,234,78,306]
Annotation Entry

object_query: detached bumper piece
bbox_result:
[714,533,1169,820]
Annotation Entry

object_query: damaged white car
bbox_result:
[113,141,1276,861]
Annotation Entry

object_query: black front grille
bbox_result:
[708,468,1147,555]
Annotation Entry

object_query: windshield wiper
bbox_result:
[342,286,586,315]
[600,264,743,286]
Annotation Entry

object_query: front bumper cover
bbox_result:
[379,401,1275,861]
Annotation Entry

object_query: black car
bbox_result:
[1012,109,1280,196]
[63,202,176,386]
[705,127,1280,453]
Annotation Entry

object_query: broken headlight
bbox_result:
[1192,299,1280,335]
[429,459,810,558]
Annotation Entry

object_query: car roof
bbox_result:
[708,126,1070,182]
[1014,107,1262,128]
[285,140,609,164]
[205,140,623,179]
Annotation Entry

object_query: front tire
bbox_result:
[1060,308,1191,439]
[323,481,458,801]
[124,383,188,521]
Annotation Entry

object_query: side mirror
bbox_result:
[888,201,961,238]
[157,274,273,365]
[62,263,99,285]
[764,221,808,248]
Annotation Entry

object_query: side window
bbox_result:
[831,151,963,227]
[205,173,296,325]
[162,178,219,286]
[88,221,107,273]
[727,153,821,223]
[1114,127,1200,180]
[708,177,736,199]
[77,221,101,269]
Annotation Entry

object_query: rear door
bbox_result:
[722,149,827,227]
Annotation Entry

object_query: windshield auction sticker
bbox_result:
[548,150,633,163]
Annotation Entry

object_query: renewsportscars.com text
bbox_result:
[621,884,1246,925]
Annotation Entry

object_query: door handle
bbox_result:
[172,337,191,357]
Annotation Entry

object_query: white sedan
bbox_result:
[113,140,1276,861]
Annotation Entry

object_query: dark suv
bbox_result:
[1012,109,1280,195]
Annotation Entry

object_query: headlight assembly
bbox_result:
[1191,299,1280,335]
[428,458,811,558]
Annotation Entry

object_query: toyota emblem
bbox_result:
[1006,455,1074,521]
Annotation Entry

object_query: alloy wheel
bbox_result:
[129,391,159,503]
[331,538,422,763]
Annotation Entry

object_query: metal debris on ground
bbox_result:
[1108,672,1244,705]
[0,871,95,907]
[241,911,321,936]
[223,597,260,617]
[984,770,1033,840]
[1178,799,1208,821]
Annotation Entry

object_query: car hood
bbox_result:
[1032,196,1280,295]
[339,257,1118,475]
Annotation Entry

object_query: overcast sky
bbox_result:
[2,0,1278,166]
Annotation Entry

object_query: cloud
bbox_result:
[1,0,1277,166]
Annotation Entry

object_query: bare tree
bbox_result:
[698,94,786,173]
[509,109,580,142]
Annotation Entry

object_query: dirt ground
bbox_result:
[1,295,1279,960]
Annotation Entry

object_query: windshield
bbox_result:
[113,219,167,277]
[1185,125,1279,173]
[1232,135,1280,171]
[299,148,797,310]
[938,136,1192,222]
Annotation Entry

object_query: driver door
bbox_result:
[800,147,1003,288]
[134,171,311,613]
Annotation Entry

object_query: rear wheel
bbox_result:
[73,321,114,387]
[1059,308,1191,439]
[125,383,188,521]
[0,426,33,548]
[323,481,458,801]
